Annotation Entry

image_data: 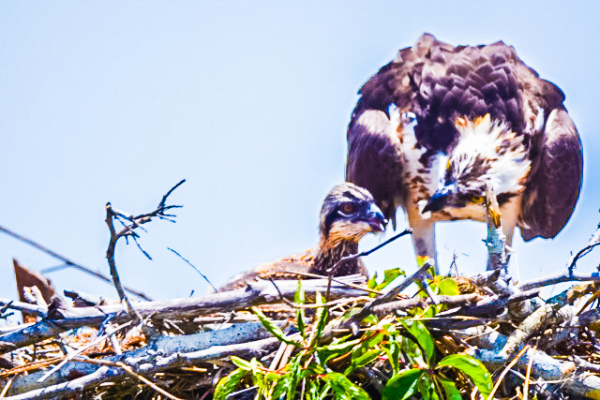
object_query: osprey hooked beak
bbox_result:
[422,185,456,214]
[363,203,387,232]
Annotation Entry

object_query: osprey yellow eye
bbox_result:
[339,202,358,215]
[471,196,484,204]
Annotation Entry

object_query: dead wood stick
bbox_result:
[6,337,279,399]
[0,225,151,301]
[500,303,574,358]
[0,278,363,353]
[567,223,600,271]
[37,321,133,383]
[370,293,479,316]
[342,261,433,329]
[517,270,600,292]
[469,346,600,399]
[0,300,45,318]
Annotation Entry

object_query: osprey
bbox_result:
[346,34,583,267]
[219,183,386,291]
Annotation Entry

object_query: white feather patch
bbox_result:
[452,115,531,194]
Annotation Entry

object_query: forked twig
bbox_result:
[105,180,185,320]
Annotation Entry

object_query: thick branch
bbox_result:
[6,337,278,399]
[0,276,366,353]
[8,322,279,395]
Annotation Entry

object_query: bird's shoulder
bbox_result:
[352,34,566,151]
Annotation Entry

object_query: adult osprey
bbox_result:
[219,183,386,291]
[346,34,583,267]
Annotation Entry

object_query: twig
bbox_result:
[105,202,140,320]
[326,228,412,276]
[486,345,530,400]
[104,180,184,324]
[0,277,364,353]
[567,223,600,271]
[343,260,433,327]
[167,247,217,292]
[68,358,183,400]
[6,337,279,400]
[325,228,412,300]
[523,343,537,400]
[0,376,14,398]
[286,271,379,294]
[267,279,370,309]
[516,270,600,292]
[37,320,133,383]
[0,225,151,301]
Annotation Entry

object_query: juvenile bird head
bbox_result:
[422,115,531,214]
[320,183,387,245]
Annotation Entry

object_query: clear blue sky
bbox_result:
[1,1,599,305]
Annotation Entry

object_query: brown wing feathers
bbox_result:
[521,107,583,240]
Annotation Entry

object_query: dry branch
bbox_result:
[7,322,279,396]
[0,225,151,301]
[0,276,366,354]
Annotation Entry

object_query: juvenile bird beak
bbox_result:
[422,186,454,214]
[364,203,387,232]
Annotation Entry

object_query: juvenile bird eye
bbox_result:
[339,202,358,215]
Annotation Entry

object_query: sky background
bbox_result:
[1,1,599,310]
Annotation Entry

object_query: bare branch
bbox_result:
[0,276,366,353]
[167,247,217,292]
[0,225,151,301]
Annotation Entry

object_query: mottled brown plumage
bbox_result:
[346,34,583,264]
[219,183,386,291]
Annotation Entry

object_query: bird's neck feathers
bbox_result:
[449,114,531,194]
[311,236,362,276]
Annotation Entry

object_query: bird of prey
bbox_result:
[346,33,583,267]
[219,183,386,291]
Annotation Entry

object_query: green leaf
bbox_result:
[322,373,370,400]
[319,338,361,353]
[402,320,435,364]
[295,280,307,338]
[375,268,406,291]
[214,368,249,400]
[272,355,303,400]
[253,306,298,346]
[384,338,400,375]
[317,382,331,400]
[367,273,378,290]
[438,377,462,400]
[230,356,252,371]
[382,368,422,400]
[307,379,320,400]
[436,278,460,296]
[344,348,381,375]
[361,314,378,325]
[417,374,437,400]
[310,292,329,347]
[436,354,493,397]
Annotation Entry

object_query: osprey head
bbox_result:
[320,183,387,244]
[422,115,531,214]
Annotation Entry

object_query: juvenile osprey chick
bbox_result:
[346,34,583,266]
[219,183,386,291]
